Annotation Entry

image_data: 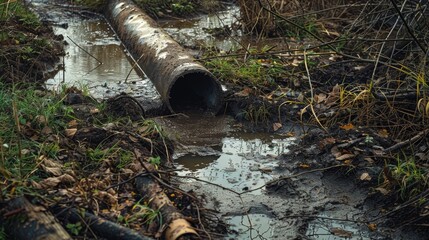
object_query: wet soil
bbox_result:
[0,7,64,84]
[9,1,429,239]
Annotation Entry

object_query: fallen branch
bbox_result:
[54,207,151,240]
[383,128,429,153]
[135,164,199,240]
[0,196,71,240]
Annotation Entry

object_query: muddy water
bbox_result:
[29,1,383,239]
[158,114,376,239]
[30,0,161,108]
[160,4,241,52]
[46,20,160,101]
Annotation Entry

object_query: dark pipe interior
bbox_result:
[169,72,221,113]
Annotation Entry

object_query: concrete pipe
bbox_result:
[105,0,223,114]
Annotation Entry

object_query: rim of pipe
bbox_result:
[166,66,223,114]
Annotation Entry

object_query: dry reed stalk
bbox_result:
[237,0,361,36]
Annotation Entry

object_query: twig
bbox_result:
[337,137,365,148]
[383,128,429,153]
[176,165,347,195]
[254,0,388,65]
[194,204,212,240]
[240,164,348,195]
[280,214,368,224]
[66,36,102,65]
[104,172,149,191]
[371,189,429,222]
[389,0,428,54]
[139,161,197,201]
[172,175,241,195]
[303,50,327,132]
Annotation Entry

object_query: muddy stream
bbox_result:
[29,1,396,239]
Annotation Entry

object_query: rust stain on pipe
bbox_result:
[105,0,223,114]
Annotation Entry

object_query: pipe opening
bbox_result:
[169,72,221,113]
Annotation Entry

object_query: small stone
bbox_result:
[227,178,238,184]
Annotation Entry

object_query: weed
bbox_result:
[117,200,161,227]
[0,225,6,240]
[0,1,40,28]
[40,142,61,159]
[0,83,76,198]
[171,0,195,15]
[205,55,287,89]
[389,153,428,199]
[116,150,133,169]
[66,222,82,236]
[243,103,271,125]
[148,156,161,166]
[131,200,161,225]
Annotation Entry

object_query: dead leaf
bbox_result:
[90,108,100,114]
[299,163,310,169]
[340,123,355,131]
[273,122,282,132]
[43,166,63,177]
[325,84,340,106]
[315,93,327,104]
[378,129,389,138]
[41,157,62,168]
[331,146,342,158]
[330,227,352,238]
[354,65,365,71]
[375,187,390,195]
[35,115,47,125]
[234,88,252,97]
[41,126,53,135]
[319,137,336,149]
[40,177,61,188]
[65,128,77,137]
[367,223,377,231]
[21,149,30,155]
[372,149,384,156]
[40,174,76,188]
[129,135,139,143]
[68,119,78,128]
[364,157,374,164]
[297,93,305,102]
[360,172,372,181]
[336,153,355,161]
[281,132,295,137]
[31,180,42,189]
[291,58,303,66]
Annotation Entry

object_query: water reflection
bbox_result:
[160,5,241,51]
[175,136,295,193]
[46,19,159,100]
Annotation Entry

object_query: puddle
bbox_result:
[160,4,241,52]
[30,0,161,105]
[46,19,160,101]
[175,136,295,194]
[225,214,274,239]
[306,215,370,240]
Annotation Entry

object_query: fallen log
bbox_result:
[0,196,71,240]
[135,164,199,240]
[54,207,152,240]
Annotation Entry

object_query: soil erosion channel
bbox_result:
[31,1,379,239]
